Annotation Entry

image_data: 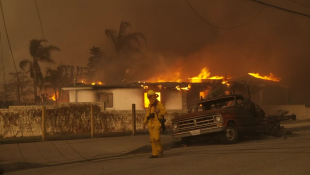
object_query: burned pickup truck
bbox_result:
[172,95,296,144]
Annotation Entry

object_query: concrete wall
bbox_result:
[262,105,310,120]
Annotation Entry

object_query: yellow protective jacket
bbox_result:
[144,100,167,125]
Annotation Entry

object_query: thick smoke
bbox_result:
[2,0,310,103]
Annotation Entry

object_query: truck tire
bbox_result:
[219,123,239,144]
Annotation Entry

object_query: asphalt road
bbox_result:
[7,130,310,175]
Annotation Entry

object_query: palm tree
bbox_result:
[105,21,146,55]
[87,46,105,77]
[45,65,70,104]
[19,39,60,103]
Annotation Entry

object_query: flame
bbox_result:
[175,85,191,91]
[49,91,59,101]
[146,69,182,82]
[144,66,229,85]
[208,76,224,80]
[91,81,104,85]
[189,68,210,83]
[248,73,280,82]
[189,68,227,83]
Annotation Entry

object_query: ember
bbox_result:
[248,73,280,82]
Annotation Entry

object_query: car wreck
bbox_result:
[172,95,296,144]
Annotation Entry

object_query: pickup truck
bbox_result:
[172,95,295,144]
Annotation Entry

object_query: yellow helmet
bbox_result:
[147,90,155,96]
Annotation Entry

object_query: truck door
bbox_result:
[236,97,256,130]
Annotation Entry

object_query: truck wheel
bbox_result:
[219,123,239,144]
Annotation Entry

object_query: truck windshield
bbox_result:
[200,97,235,110]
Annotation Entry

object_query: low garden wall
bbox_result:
[0,103,187,138]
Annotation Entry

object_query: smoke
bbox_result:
[1,0,310,103]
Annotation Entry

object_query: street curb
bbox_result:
[285,126,310,132]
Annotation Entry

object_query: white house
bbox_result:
[62,82,195,110]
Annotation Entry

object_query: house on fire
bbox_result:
[61,74,291,111]
[61,81,228,110]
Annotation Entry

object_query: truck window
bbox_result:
[201,97,235,110]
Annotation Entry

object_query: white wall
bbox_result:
[69,90,76,102]
[77,90,97,102]
[98,88,145,110]
[66,88,184,110]
[262,105,310,120]
[68,90,97,102]
[164,90,182,110]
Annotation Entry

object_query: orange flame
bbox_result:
[146,70,182,83]
[189,68,210,83]
[189,68,228,85]
[248,73,280,82]
[49,91,59,101]
[91,81,104,85]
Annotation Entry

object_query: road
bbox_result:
[7,130,310,175]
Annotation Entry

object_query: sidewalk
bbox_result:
[1,121,309,173]
[0,134,179,173]
[281,121,310,131]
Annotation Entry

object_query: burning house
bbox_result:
[62,80,227,110]
[61,69,287,111]
[61,69,310,120]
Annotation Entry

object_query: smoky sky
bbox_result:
[1,0,310,89]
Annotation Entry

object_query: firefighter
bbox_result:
[143,90,167,158]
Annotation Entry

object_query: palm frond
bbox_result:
[19,59,33,70]
[105,29,119,51]
[118,21,131,40]
[128,32,147,45]
[45,45,60,52]
[29,39,47,57]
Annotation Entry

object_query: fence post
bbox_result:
[132,104,136,135]
[91,105,94,138]
[42,106,46,141]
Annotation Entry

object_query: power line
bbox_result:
[34,0,46,42]
[288,0,310,9]
[0,0,21,102]
[34,0,50,68]
[185,0,261,29]
[249,0,310,18]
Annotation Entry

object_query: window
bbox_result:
[98,93,113,108]
[144,92,161,108]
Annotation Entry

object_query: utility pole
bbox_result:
[0,32,8,101]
